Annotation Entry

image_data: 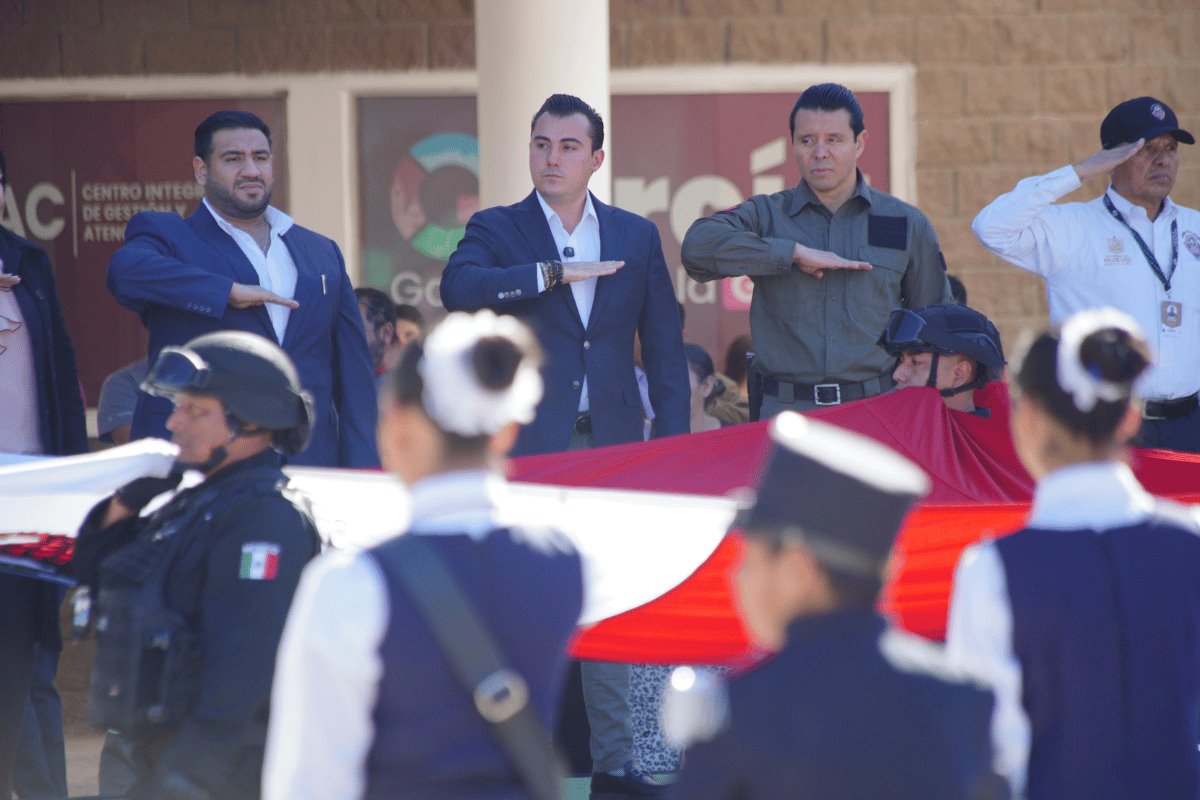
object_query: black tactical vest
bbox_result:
[88,466,309,732]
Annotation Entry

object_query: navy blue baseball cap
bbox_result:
[1100,97,1194,149]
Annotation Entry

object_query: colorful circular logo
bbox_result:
[390,132,480,261]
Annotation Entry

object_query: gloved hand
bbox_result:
[114,471,184,514]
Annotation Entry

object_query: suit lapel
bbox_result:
[514,192,583,329]
[188,204,273,336]
[589,193,623,333]
[279,230,316,349]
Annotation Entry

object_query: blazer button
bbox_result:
[572,380,581,389]
[583,340,591,350]
[497,292,505,299]
[515,289,522,296]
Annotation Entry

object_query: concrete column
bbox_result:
[285,78,357,276]
[474,1,611,208]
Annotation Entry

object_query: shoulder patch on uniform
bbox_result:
[868,215,908,250]
[1182,231,1200,260]
[240,542,281,580]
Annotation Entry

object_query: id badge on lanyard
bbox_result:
[1161,299,1183,334]
[1103,195,1180,337]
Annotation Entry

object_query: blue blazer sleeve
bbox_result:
[327,240,380,468]
[637,225,690,439]
[108,212,234,320]
[440,211,541,311]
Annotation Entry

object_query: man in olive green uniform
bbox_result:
[682,83,951,418]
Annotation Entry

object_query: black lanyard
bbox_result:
[1103,194,1178,292]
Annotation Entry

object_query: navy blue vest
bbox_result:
[363,528,582,799]
[996,506,1200,800]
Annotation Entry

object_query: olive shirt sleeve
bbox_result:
[153,495,318,797]
[902,212,953,309]
[681,196,798,281]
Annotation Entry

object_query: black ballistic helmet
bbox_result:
[878,303,1006,385]
[143,331,314,455]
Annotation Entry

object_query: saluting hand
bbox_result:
[228,282,300,310]
[792,244,872,280]
[1073,139,1144,182]
[562,260,625,284]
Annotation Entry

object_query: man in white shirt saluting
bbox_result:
[973,96,1199,452]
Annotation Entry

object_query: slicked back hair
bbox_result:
[531,94,605,152]
[789,83,865,139]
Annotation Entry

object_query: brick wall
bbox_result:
[3,0,1197,340]
[606,0,1200,341]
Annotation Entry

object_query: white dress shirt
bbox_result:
[972,166,1200,400]
[262,470,507,800]
[0,261,41,455]
[945,461,1158,797]
[535,191,600,412]
[204,198,298,343]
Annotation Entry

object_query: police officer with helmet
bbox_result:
[878,303,1007,416]
[71,331,321,800]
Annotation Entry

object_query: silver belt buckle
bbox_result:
[473,668,529,723]
[1141,400,1166,421]
[814,383,841,406]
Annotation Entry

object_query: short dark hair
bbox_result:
[789,83,865,139]
[723,334,753,384]
[531,94,605,152]
[684,343,715,383]
[195,110,272,161]
[1015,323,1151,445]
[355,287,397,329]
[947,274,968,305]
[394,303,425,331]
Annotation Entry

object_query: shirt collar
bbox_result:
[535,190,598,229]
[203,197,295,238]
[407,468,504,538]
[1105,185,1177,224]
[1027,461,1156,530]
[787,169,872,215]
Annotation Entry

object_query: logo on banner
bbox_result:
[1184,231,1200,260]
[721,276,755,311]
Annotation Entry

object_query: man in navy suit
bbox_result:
[441,94,688,798]
[441,93,688,457]
[108,110,378,468]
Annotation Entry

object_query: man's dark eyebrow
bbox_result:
[218,147,271,157]
[531,135,584,145]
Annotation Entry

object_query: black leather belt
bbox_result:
[1142,393,1199,421]
[573,413,592,436]
[760,374,893,406]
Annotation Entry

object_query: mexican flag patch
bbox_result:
[240,542,281,581]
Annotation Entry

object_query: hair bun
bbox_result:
[418,311,543,437]
[1056,308,1150,413]
[472,336,523,391]
[1079,327,1150,386]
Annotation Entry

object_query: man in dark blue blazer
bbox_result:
[669,414,1008,799]
[441,94,688,799]
[108,110,378,468]
[441,94,688,458]
[0,149,87,800]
